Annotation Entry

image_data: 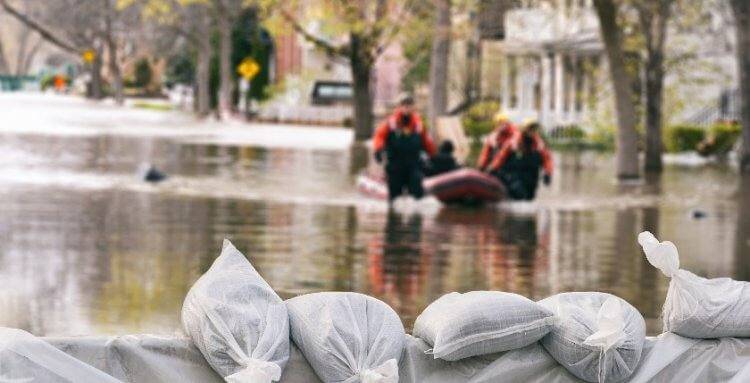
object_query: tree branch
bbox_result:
[374,0,417,57]
[279,7,349,58]
[0,0,80,54]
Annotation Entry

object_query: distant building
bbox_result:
[499,0,602,128]
[479,0,738,130]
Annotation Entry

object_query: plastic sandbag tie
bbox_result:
[638,231,680,278]
[225,357,282,383]
[583,297,627,383]
[345,359,399,383]
[583,297,627,351]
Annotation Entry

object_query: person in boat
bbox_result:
[426,140,460,176]
[373,94,437,201]
[477,112,519,171]
[485,121,553,200]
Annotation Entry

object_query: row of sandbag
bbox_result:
[181,233,750,383]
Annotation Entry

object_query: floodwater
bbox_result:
[1,94,749,337]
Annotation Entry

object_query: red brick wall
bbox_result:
[274,26,302,83]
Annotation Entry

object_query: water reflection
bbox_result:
[368,211,429,327]
[0,130,747,337]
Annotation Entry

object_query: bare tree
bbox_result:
[593,0,640,179]
[212,0,244,119]
[195,14,213,117]
[0,0,106,98]
[429,0,451,129]
[12,16,44,76]
[1,0,135,102]
[104,0,124,105]
[132,0,214,115]
[0,0,80,54]
[731,0,750,173]
[636,0,674,173]
[280,1,415,139]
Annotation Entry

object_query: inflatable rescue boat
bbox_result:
[356,168,505,204]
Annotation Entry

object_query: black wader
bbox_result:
[385,130,426,201]
[495,151,543,201]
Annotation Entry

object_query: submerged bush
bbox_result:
[697,121,742,156]
[134,58,153,88]
[665,125,705,153]
[462,101,499,143]
[585,123,616,151]
[710,122,742,153]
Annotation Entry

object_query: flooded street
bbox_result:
[1,94,748,336]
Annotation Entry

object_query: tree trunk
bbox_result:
[350,33,375,140]
[640,1,671,173]
[196,42,212,117]
[107,40,124,105]
[19,39,42,75]
[593,0,640,179]
[104,0,123,105]
[217,15,234,119]
[465,11,482,104]
[429,0,451,130]
[732,0,750,174]
[0,38,9,73]
[89,52,104,100]
[643,50,665,172]
[14,26,30,75]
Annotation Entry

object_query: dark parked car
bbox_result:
[311,81,353,106]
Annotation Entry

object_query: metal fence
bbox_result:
[686,89,742,127]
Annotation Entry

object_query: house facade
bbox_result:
[495,0,738,130]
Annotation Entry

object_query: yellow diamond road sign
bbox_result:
[82,49,96,64]
[237,58,260,80]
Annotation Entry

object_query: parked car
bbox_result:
[311,81,353,106]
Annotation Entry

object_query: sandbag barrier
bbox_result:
[173,233,750,383]
[2,233,750,382]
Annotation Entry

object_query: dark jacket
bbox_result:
[427,153,459,176]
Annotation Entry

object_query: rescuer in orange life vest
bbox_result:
[477,112,519,171]
[485,120,553,200]
[373,95,436,201]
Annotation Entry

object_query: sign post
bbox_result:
[237,58,260,115]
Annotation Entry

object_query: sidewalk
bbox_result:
[0,93,354,151]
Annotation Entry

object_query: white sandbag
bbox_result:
[638,231,750,338]
[413,291,556,361]
[30,330,750,383]
[286,292,405,383]
[538,292,646,383]
[182,239,289,382]
[0,327,122,383]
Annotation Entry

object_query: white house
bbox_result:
[495,0,738,130]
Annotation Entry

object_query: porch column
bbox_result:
[554,52,565,124]
[516,55,525,112]
[580,56,591,117]
[541,52,552,128]
[501,54,511,112]
[568,54,578,122]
